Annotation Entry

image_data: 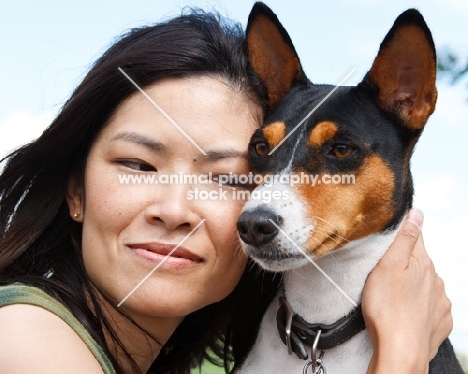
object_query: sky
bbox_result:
[1,0,468,361]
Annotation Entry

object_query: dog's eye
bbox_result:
[254,141,269,157]
[331,144,354,158]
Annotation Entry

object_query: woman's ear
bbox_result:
[66,175,84,222]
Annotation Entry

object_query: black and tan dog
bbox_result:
[236,3,462,373]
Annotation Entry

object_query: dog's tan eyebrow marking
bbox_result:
[308,121,338,146]
[263,121,286,148]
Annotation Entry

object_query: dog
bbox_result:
[235,3,453,373]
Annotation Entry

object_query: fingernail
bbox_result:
[406,208,424,230]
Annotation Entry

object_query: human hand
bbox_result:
[362,209,453,373]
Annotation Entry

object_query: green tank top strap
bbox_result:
[0,283,116,374]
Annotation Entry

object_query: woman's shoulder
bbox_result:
[0,283,114,374]
[0,302,105,373]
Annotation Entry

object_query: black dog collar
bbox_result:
[276,296,366,360]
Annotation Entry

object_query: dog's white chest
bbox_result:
[238,294,373,374]
[237,231,399,374]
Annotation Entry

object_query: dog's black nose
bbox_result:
[237,208,282,246]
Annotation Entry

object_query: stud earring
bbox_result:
[73,213,81,219]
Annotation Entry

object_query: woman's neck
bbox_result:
[91,289,183,373]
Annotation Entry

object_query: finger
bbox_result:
[410,234,427,260]
[410,233,437,276]
[381,208,424,267]
[406,207,424,230]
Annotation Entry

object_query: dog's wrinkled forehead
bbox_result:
[241,2,438,261]
[250,84,392,174]
[246,3,437,178]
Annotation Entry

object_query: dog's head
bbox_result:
[237,3,437,271]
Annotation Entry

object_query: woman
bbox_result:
[0,9,455,374]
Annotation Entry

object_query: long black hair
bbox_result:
[0,10,279,374]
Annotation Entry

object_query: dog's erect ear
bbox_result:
[246,2,307,107]
[362,9,437,130]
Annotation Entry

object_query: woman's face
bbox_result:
[67,76,261,320]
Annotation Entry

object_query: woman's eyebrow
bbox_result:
[111,132,167,153]
[110,133,246,161]
[198,149,248,162]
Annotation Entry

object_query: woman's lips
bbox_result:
[128,243,203,268]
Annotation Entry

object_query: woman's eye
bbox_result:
[118,160,156,172]
[330,144,355,158]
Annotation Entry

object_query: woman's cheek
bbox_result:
[209,197,249,263]
[211,194,247,231]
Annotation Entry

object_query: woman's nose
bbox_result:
[145,183,200,231]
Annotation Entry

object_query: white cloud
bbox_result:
[444,0,468,15]
[413,175,468,357]
[421,212,468,357]
[0,111,53,158]
[431,84,468,131]
[413,175,457,213]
